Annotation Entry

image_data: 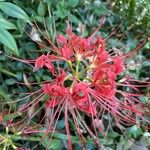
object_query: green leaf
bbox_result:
[93,5,108,16]
[0,86,11,101]
[17,19,26,34]
[56,120,65,130]
[50,139,61,150]
[38,1,46,16]
[128,0,136,19]
[0,18,17,30]
[68,0,79,7]
[42,137,61,150]
[0,27,19,56]
[39,132,61,150]
[54,3,70,19]
[144,41,150,49]
[43,0,51,5]
[71,15,79,24]
[3,112,21,121]
[0,2,30,21]
[5,79,17,85]
[127,125,142,138]
[0,67,17,78]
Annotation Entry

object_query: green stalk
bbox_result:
[76,60,80,77]
[1,132,94,144]
[67,61,75,75]
[0,68,17,78]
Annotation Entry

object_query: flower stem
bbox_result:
[76,60,80,77]
[0,132,94,144]
[67,61,75,75]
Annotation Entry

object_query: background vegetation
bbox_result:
[0,0,150,149]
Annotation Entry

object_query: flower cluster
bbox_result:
[35,29,125,115]
[11,18,149,149]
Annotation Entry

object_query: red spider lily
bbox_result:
[3,17,150,150]
[30,20,149,148]
[57,35,67,44]
[93,70,116,98]
[113,56,124,74]
[32,20,150,149]
[43,83,67,96]
[72,82,96,115]
[34,54,54,73]
[34,54,49,69]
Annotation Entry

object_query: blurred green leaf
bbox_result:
[3,112,21,121]
[127,125,142,138]
[68,0,79,7]
[0,27,19,56]
[93,5,108,16]
[56,120,65,130]
[71,15,79,24]
[5,79,17,85]
[39,132,61,150]
[128,0,136,19]
[0,2,30,22]
[17,19,26,34]
[0,18,17,30]
[38,1,46,16]
[54,3,70,19]
[0,67,17,78]
[0,86,11,101]
[144,41,150,49]
[50,139,61,150]
[43,0,51,5]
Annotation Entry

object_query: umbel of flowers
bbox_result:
[15,18,149,149]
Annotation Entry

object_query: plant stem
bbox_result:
[1,132,94,144]
[76,60,80,77]
[67,61,75,75]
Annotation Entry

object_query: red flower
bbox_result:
[43,83,66,96]
[46,98,62,108]
[34,54,54,73]
[113,56,124,74]
[93,69,116,97]
[72,82,96,115]
[60,45,73,61]
[56,69,67,84]
[14,18,149,150]
[34,54,47,69]
[57,35,67,45]
[72,82,89,98]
